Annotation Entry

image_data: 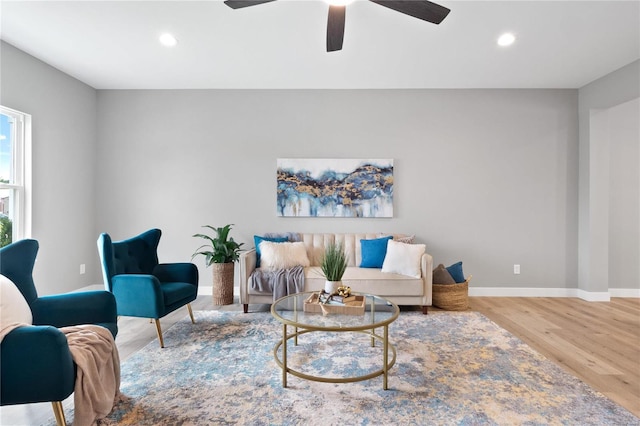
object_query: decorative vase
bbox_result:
[324,280,341,294]
[212,262,235,305]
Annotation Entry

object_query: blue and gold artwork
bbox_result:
[276,159,393,217]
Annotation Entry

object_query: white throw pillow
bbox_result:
[259,241,310,270]
[381,240,426,278]
[0,274,33,328]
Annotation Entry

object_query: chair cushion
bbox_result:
[161,282,197,306]
[0,274,33,331]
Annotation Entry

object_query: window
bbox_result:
[0,106,31,247]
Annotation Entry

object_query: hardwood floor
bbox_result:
[469,297,640,418]
[1,296,638,424]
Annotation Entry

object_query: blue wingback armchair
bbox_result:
[0,239,118,426]
[97,228,198,348]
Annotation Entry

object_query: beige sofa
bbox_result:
[239,233,433,314]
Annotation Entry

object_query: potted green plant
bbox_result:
[320,242,348,294]
[192,224,244,305]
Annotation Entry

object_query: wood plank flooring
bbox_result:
[469,297,640,418]
[1,296,638,424]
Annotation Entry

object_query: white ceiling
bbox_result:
[1,0,639,89]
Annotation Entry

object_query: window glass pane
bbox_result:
[0,113,12,184]
[0,188,12,247]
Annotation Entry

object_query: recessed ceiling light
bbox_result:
[159,33,178,47]
[497,32,516,47]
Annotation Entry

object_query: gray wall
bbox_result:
[5,40,636,297]
[578,60,640,294]
[607,99,640,290]
[0,41,98,294]
[96,89,579,291]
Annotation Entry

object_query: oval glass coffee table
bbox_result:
[270,292,400,390]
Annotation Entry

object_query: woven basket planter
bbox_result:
[212,262,235,305]
[432,276,471,311]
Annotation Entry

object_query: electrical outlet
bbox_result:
[80,264,86,275]
[514,264,520,275]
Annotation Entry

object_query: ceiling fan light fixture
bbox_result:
[497,32,516,47]
[159,33,178,47]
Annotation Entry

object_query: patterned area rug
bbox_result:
[63,311,638,425]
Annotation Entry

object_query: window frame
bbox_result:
[0,105,32,243]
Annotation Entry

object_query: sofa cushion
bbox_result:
[433,264,456,284]
[360,236,393,268]
[381,240,426,278]
[303,266,424,297]
[259,241,310,270]
[446,261,466,283]
[0,274,33,329]
[254,235,288,268]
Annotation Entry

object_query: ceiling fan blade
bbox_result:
[224,0,277,10]
[369,0,450,24]
[327,5,346,52]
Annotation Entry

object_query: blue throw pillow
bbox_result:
[360,236,393,268]
[446,261,465,283]
[254,235,288,267]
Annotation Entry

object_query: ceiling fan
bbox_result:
[223,0,451,52]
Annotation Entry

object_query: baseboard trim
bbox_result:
[76,285,638,300]
[468,287,580,298]
[576,289,611,302]
[609,288,640,298]
[469,287,639,300]
[75,284,223,297]
[199,286,213,296]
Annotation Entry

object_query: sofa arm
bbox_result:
[239,248,257,304]
[421,252,434,305]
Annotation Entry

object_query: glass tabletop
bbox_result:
[271,292,399,331]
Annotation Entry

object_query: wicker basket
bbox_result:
[212,263,235,305]
[432,275,472,311]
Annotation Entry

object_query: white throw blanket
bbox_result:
[0,323,120,426]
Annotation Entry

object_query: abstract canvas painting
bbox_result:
[277,159,393,217]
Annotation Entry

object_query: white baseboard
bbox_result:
[76,285,224,297]
[469,286,639,300]
[199,286,213,296]
[73,284,103,292]
[468,287,579,298]
[76,285,639,300]
[576,289,612,302]
[609,288,640,298]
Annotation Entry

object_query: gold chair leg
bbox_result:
[52,401,66,426]
[187,303,195,324]
[154,319,165,348]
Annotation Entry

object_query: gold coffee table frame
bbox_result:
[270,292,400,390]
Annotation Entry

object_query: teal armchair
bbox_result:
[0,239,118,426]
[97,229,198,348]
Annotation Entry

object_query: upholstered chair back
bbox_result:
[97,229,161,292]
[0,239,39,308]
